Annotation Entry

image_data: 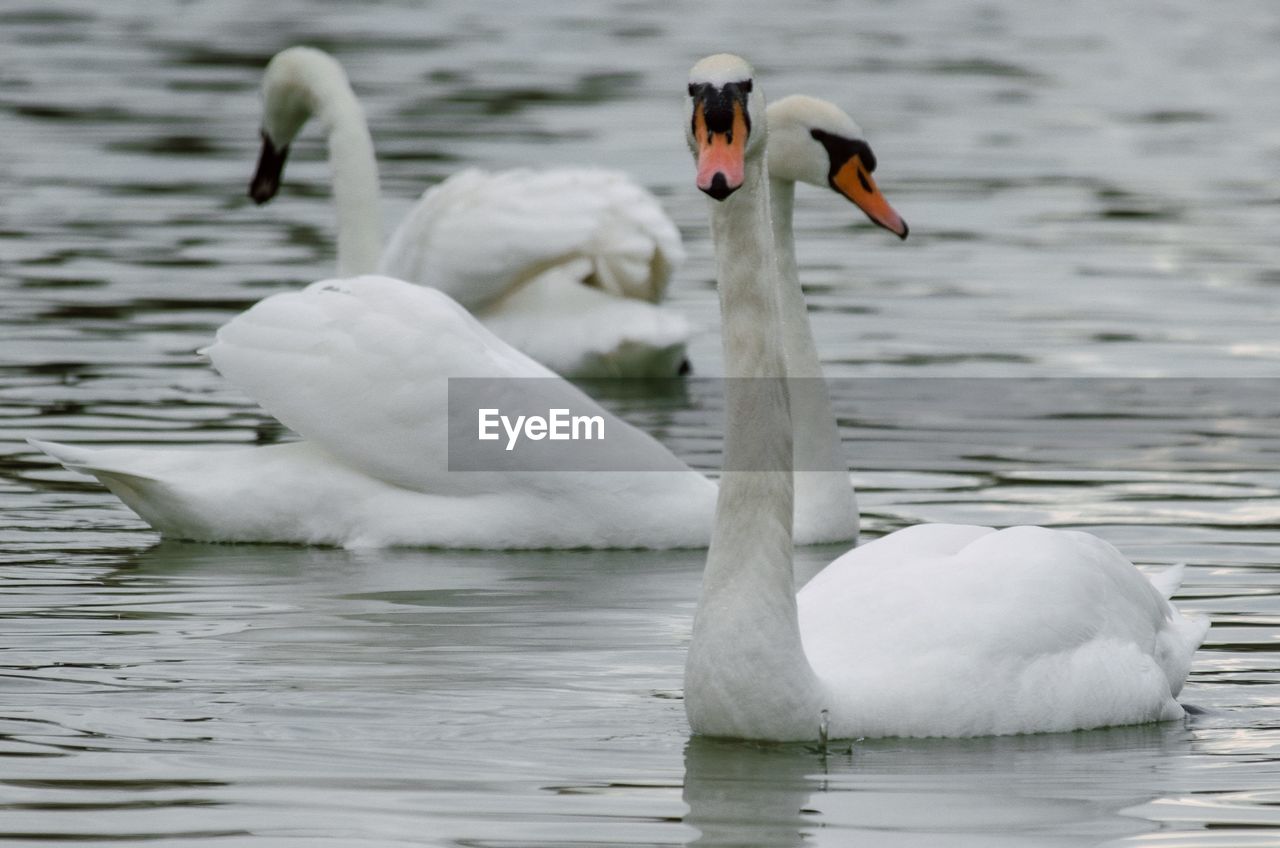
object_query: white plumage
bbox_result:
[682,55,1207,741]
[797,525,1208,738]
[32,92,892,549]
[379,167,690,376]
[251,46,690,378]
[34,276,714,549]
[381,167,682,308]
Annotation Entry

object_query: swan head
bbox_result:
[765,95,908,239]
[686,54,767,201]
[249,47,351,205]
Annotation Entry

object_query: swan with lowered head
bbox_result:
[249,46,690,378]
[682,54,1208,740]
[31,82,916,548]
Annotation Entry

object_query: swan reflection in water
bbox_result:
[682,723,1194,847]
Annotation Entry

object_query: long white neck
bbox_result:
[311,80,383,276]
[769,177,860,544]
[685,155,825,741]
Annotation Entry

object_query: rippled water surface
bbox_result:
[3,0,1280,845]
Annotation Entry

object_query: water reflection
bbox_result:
[683,738,818,848]
[684,723,1198,847]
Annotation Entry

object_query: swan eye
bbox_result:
[809,128,877,173]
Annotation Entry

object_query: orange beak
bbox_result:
[694,101,748,200]
[832,155,908,239]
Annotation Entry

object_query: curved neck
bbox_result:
[769,176,859,542]
[685,156,824,741]
[769,178,801,296]
[313,83,383,276]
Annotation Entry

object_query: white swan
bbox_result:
[31,87,915,548]
[32,275,713,549]
[25,253,840,549]
[682,54,1209,741]
[248,46,690,378]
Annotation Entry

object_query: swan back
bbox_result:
[204,275,693,493]
[797,525,1210,738]
[379,168,684,310]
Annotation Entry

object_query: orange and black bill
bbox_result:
[689,80,752,200]
[810,129,908,239]
[248,130,290,205]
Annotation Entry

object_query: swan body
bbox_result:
[793,525,1208,738]
[250,46,690,378]
[27,438,712,550]
[682,55,1208,741]
[34,276,714,549]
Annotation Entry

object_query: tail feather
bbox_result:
[1148,562,1186,600]
[28,438,161,483]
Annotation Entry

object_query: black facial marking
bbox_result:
[248,130,290,205]
[689,79,753,138]
[809,128,878,185]
[703,172,734,201]
[857,170,873,193]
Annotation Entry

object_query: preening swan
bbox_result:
[250,46,690,378]
[682,54,1208,741]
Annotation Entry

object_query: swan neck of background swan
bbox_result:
[769,176,860,544]
[768,177,800,298]
[320,95,384,276]
[687,154,826,740]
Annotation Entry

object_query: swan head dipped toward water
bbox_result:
[250,47,360,205]
[765,95,908,238]
[247,47,382,276]
[686,55,766,201]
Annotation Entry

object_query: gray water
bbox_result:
[2,0,1279,845]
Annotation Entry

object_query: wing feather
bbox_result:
[206,275,689,495]
[379,168,684,309]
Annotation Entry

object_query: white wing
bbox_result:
[378,168,685,310]
[204,275,691,495]
[798,524,1210,737]
[478,262,693,377]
